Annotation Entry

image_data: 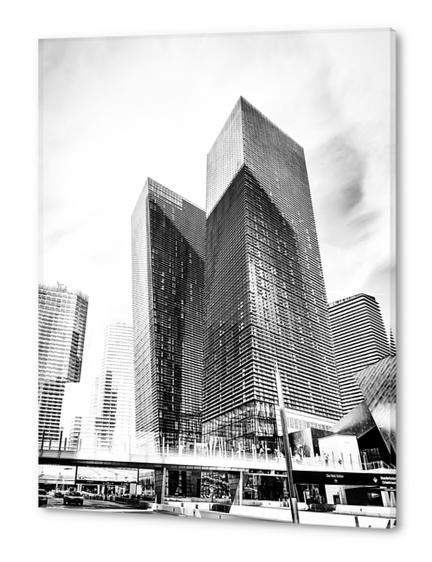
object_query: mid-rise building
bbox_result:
[131,178,206,449]
[94,323,136,452]
[329,293,389,415]
[38,283,88,443]
[203,97,342,453]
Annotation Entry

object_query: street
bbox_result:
[40,498,396,528]
[43,497,153,512]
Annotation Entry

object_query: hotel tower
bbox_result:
[329,293,390,415]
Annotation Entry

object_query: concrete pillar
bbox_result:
[154,467,168,503]
[381,490,391,507]
[228,471,243,505]
[168,470,180,496]
[189,471,201,498]
[338,486,347,505]
[282,478,288,500]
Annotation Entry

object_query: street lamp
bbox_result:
[274,361,300,524]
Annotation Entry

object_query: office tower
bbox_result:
[94,323,136,452]
[38,283,88,443]
[203,97,342,453]
[132,178,206,449]
[329,293,390,415]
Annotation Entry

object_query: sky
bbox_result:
[39,30,395,418]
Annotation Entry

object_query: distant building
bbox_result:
[203,97,341,453]
[66,415,83,450]
[94,323,136,452]
[38,283,88,443]
[132,178,205,448]
[60,382,91,450]
[329,294,389,415]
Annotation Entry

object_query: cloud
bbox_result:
[309,130,371,249]
[317,134,365,210]
[348,210,379,235]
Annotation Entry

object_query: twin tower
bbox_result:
[131,97,342,454]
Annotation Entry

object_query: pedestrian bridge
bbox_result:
[38,447,396,488]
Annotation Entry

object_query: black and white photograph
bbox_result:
[37,29,396,530]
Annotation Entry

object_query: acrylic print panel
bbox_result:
[38,29,396,529]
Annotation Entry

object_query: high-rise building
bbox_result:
[203,97,342,453]
[94,323,136,452]
[38,283,88,443]
[329,293,389,415]
[132,178,206,449]
[65,415,84,450]
[63,414,98,451]
[60,382,91,450]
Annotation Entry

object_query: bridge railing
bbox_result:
[361,460,394,471]
[39,437,390,473]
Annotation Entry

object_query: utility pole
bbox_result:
[275,361,300,524]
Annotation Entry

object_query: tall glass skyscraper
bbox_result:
[132,178,205,449]
[329,293,390,415]
[94,323,136,452]
[38,283,88,443]
[203,97,342,452]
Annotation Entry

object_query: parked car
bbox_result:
[308,503,335,512]
[63,490,84,506]
[54,490,65,498]
[81,491,97,499]
[211,503,231,513]
[38,489,48,507]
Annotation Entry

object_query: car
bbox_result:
[63,490,84,506]
[308,503,336,512]
[211,503,231,513]
[81,491,97,499]
[54,490,65,498]
[38,489,48,507]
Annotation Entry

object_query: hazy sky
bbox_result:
[40,30,394,416]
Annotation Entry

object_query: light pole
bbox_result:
[274,361,300,524]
